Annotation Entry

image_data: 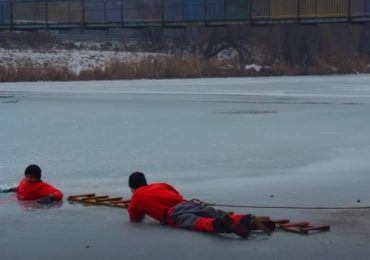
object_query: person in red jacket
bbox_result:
[128,172,275,238]
[15,164,63,204]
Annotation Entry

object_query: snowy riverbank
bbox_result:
[0,47,165,75]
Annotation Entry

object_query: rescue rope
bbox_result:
[190,199,370,210]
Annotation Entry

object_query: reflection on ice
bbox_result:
[17,199,64,211]
[0,193,63,211]
[217,109,278,114]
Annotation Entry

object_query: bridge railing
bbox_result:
[351,0,370,17]
[0,1,10,25]
[1,0,370,29]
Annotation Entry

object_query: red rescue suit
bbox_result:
[128,183,184,222]
[128,183,247,233]
[16,178,63,201]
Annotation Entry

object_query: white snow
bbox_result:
[216,47,239,60]
[326,64,339,72]
[0,47,166,74]
[244,64,262,72]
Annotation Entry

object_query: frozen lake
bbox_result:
[1,75,370,259]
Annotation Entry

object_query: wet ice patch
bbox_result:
[16,200,64,211]
[0,194,17,206]
[286,146,370,181]
[217,109,278,115]
[0,94,20,104]
[0,194,64,210]
[1,99,20,104]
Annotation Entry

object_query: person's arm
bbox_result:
[0,182,19,193]
[128,196,145,222]
[37,195,55,204]
[165,183,181,195]
[36,183,63,204]
[50,189,63,201]
[0,186,17,193]
[7,187,17,192]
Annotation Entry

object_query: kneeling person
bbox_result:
[16,164,63,204]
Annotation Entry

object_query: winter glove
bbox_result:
[37,196,55,205]
[0,184,17,193]
[4,187,17,193]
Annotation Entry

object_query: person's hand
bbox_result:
[37,196,55,205]
[1,187,17,193]
[0,184,17,193]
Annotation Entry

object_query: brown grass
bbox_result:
[1,55,369,82]
[0,64,76,82]
[77,55,259,80]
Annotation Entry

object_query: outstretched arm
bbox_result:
[1,187,17,193]
[0,184,17,193]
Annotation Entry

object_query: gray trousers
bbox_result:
[170,201,226,229]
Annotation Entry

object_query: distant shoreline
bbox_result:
[2,26,370,82]
[1,53,369,83]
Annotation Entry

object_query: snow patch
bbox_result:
[245,64,262,72]
[216,48,239,60]
[326,65,339,72]
[0,47,166,75]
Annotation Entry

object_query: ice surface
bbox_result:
[1,75,370,259]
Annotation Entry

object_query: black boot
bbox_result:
[212,214,234,234]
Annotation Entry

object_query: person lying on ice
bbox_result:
[10,164,63,205]
[128,172,275,238]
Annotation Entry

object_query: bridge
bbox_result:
[0,0,370,30]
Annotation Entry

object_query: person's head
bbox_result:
[24,164,42,184]
[128,172,147,193]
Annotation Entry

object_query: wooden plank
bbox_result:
[282,227,309,234]
[110,200,131,204]
[68,193,95,199]
[68,193,131,209]
[279,222,331,235]
[280,222,310,228]
[302,225,331,232]
[271,219,290,224]
[82,195,109,200]
[95,197,123,202]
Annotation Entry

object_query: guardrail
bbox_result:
[0,0,370,30]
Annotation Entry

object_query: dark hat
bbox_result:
[129,172,147,189]
[24,164,42,179]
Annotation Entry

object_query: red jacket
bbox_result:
[128,183,184,222]
[16,178,63,201]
